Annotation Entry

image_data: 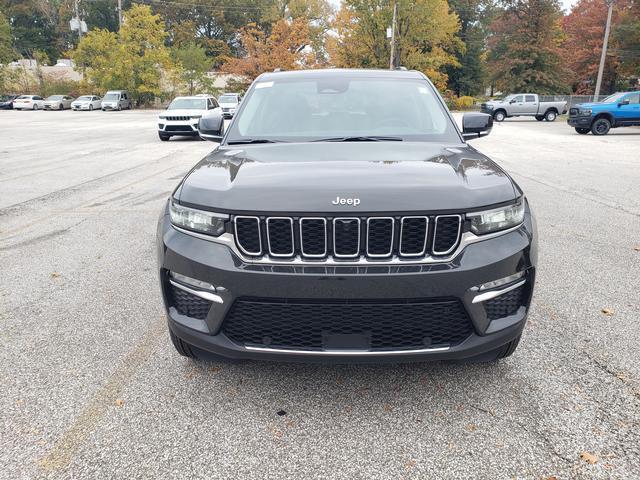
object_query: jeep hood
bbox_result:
[177,142,518,213]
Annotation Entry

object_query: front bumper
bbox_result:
[157,202,537,363]
[567,116,592,127]
[158,120,200,136]
[72,104,93,110]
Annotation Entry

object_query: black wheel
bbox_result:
[89,104,93,111]
[493,110,506,122]
[463,335,522,362]
[33,104,38,111]
[535,115,544,121]
[575,128,590,135]
[159,132,171,141]
[544,110,557,122]
[58,103,63,111]
[169,330,198,358]
[591,118,610,135]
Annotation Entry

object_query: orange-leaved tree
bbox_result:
[221,18,317,90]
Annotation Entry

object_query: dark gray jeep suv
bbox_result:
[157,69,537,363]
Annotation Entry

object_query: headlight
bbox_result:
[169,201,228,236]
[579,109,592,116]
[158,115,166,119]
[468,200,525,235]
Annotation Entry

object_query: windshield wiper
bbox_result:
[227,139,282,145]
[312,136,403,142]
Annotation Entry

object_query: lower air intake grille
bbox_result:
[169,284,211,320]
[222,298,473,351]
[484,285,525,320]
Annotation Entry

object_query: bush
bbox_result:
[452,96,475,110]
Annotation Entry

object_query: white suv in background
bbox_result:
[218,93,242,119]
[157,95,219,141]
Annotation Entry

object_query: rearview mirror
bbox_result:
[462,112,493,140]
[198,108,225,142]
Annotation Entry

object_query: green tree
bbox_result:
[328,0,461,90]
[487,0,569,94]
[0,10,16,63]
[174,43,213,95]
[71,5,172,103]
[0,0,59,61]
[447,0,497,96]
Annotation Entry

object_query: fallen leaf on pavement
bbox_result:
[115,398,125,407]
[601,308,614,316]
[50,272,61,278]
[383,403,393,412]
[580,452,599,464]
[633,246,640,251]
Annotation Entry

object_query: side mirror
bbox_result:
[462,112,493,140]
[198,108,225,142]
[619,99,630,106]
[509,99,516,104]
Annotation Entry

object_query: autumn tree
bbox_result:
[561,0,633,93]
[221,18,316,89]
[487,0,569,94]
[328,0,461,90]
[612,0,640,85]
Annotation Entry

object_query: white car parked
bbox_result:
[157,95,219,141]
[71,95,102,111]
[44,95,74,110]
[13,95,46,110]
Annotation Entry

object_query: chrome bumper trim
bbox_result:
[244,345,450,355]
[471,279,526,304]
[169,279,224,304]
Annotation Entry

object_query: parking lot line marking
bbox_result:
[36,317,166,473]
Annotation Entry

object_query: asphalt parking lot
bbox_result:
[1,109,639,479]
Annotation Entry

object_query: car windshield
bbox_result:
[168,98,206,110]
[17,95,29,99]
[47,95,63,100]
[226,75,460,143]
[219,95,238,103]
[77,96,91,101]
[602,93,626,103]
[103,93,119,101]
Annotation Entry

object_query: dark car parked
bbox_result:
[158,69,537,363]
[0,94,19,109]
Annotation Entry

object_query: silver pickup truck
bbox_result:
[481,94,567,122]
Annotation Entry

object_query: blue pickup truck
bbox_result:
[568,91,640,135]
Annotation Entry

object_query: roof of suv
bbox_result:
[257,68,425,81]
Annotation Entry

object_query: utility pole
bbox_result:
[117,0,122,30]
[594,0,614,99]
[74,0,82,40]
[389,1,397,70]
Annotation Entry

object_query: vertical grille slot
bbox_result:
[266,217,294,257]
[366,217,394,257]
[432,215,462,255]
[300,218,327,257]
[399,216,428,256]
[333,218,361,258]
[234,216,262,256]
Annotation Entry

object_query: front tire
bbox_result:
[493,110,506,122]
[465,335,522,362]
[591,118,611,135]
[169,330,198,359]
[575,128,590,135]
[33,104,38,110]
[544,110,557,122]
[89,104,93,111]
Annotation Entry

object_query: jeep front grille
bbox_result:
[165,115,190,121]
[233,214,462,260]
